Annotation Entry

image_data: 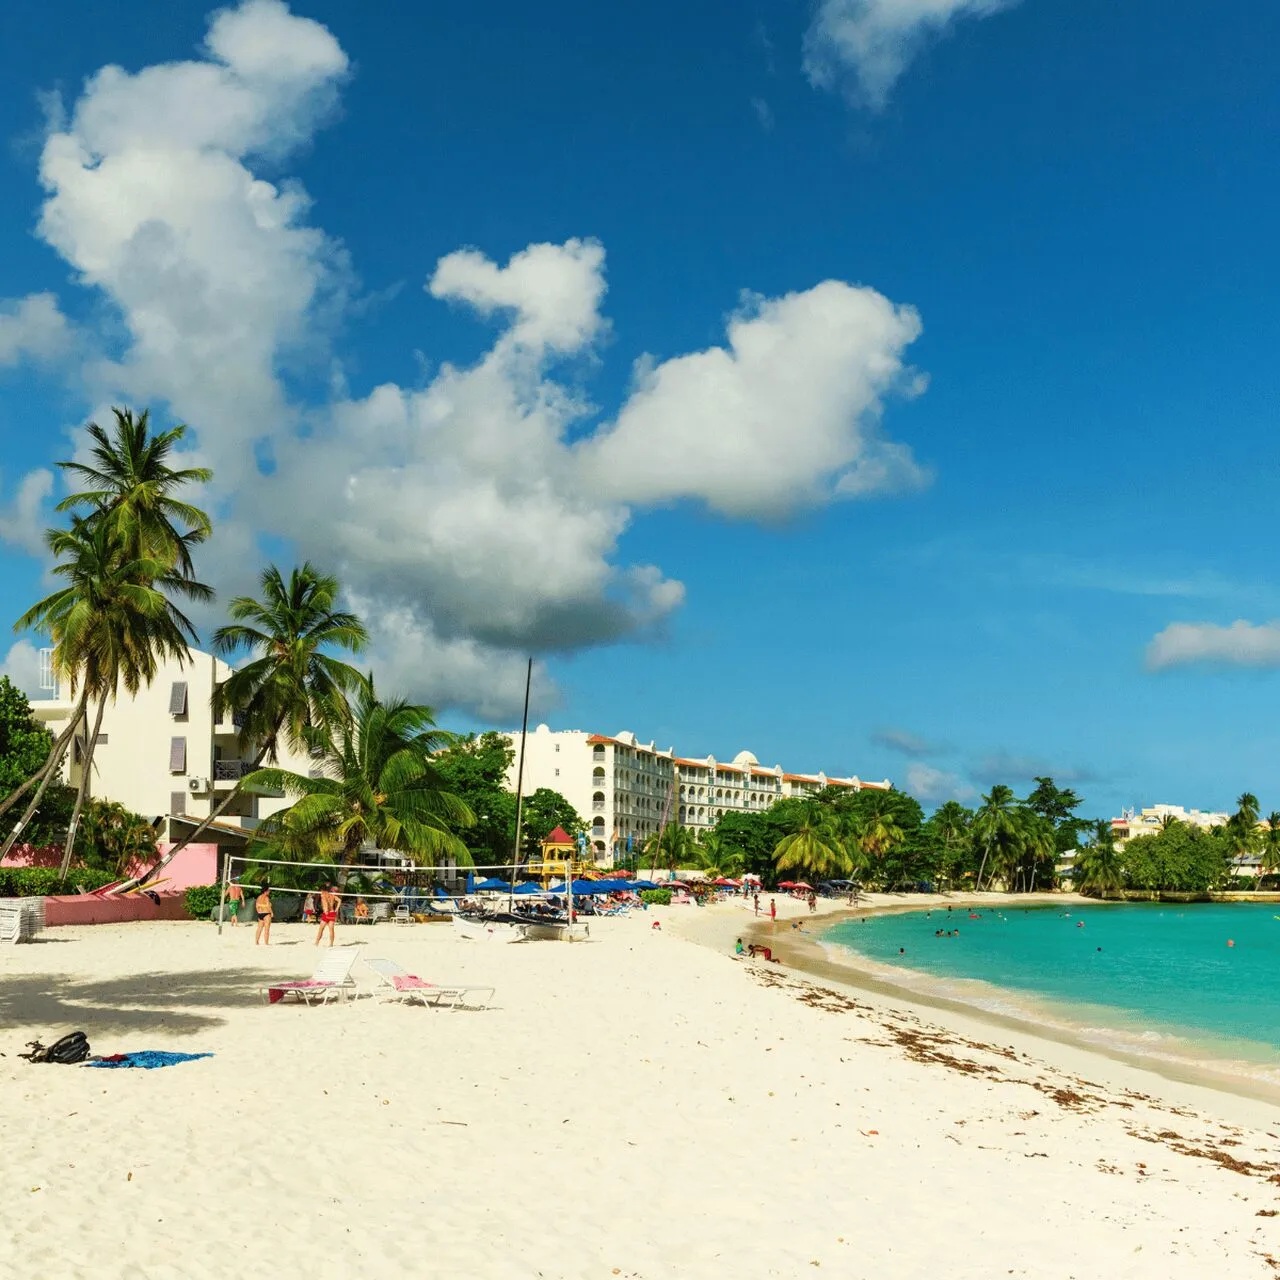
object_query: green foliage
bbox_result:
[432,732,518,864]
[23,784,78,849]
[0,866,116,896]
[1025,776,1089,853]
[0,677,52,794]
[245,676,474,863]
[75,799,159,874]
[520,788,587,856]
[1120,823,1231,894]
[184,883,226,919]
[640,888,672,906]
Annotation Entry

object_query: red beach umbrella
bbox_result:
[778,880,797,889]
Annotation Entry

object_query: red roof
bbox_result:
[542,826,575,846]
[587,734,620,746]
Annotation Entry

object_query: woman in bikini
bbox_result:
[254,885,273,946]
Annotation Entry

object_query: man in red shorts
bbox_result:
[315,884,341,947]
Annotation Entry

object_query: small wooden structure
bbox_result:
[523,826,579,884]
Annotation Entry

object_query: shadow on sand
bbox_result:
[0,967,270,1039]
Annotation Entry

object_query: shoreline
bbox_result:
[673,890,1280,1124]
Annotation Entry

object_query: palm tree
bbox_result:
[691,830,743,879]
[972,785,1020,891]
[1225,792,1262,884]
[56,407,212,578]
[929,800,972,891]
[242,677,474,865]
[1076,820,1124,896]
[1012,811,1057,893]
[1262,813,1280,888]
[774,807,850,883]
[5,517,206,875]
[143,564,368,878]
[646,823,695,875]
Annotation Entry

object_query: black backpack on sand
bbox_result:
[21,1031,90,1064]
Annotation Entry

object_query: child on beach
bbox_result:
[734,937,745,956]
[254,885,273,946]
[302,892,316,924]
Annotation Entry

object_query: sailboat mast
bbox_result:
[508,658,533,914]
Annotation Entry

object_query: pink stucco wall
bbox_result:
[145,842,218,891]
[1,844,62,869]
[44,892,189,926]
[0,841,217,890]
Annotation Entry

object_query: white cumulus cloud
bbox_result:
[905,762,974,804]
[584,282,928,518]
[1147,620,1280,671]
[0,470,55,558]
[0,294,73,367]
[15,0,931,719]
[804,0,1019,109]
[0,640,44,697]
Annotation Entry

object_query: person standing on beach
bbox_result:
[769,897,777,925]
[753,893,760,916]
[315,885,341,946]
[253,885,273,946]
[226,878,244,926]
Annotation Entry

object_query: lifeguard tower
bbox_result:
[524,826,579,884]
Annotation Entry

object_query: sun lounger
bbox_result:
[260,946,362,1005]
[363,956,494,1010]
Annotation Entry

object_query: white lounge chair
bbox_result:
[363,956,495,1010]
[260,946,362,1005]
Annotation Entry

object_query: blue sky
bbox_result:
[2,0,1279,821]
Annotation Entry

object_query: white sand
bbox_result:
[3,899,1280,1279]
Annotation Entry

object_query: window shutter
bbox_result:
[170,791,187,816]
[169,681,188,715]
[169,736,187,773]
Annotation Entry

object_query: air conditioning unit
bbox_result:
[188,777,210,794]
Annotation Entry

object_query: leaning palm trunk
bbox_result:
[0,688,90,859]
[974,834,992,893]
[133,745,271,888]
[0,710,87,821]
[59,697,106,882]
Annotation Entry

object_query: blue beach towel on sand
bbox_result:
[89,1051,213,1069]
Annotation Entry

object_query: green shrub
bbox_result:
[0,866,117,897]
[640,888,672,906]
[184,884,226,920]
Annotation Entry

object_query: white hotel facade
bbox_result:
[504,724,891,862]
[28,647,311,855]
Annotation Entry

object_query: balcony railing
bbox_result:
[213,760,255,782]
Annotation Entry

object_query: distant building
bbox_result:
[502,724,890,864]
[1109,804,1230,851]
[28,646,311,860]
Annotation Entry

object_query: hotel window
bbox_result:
[169,736,187,773]
[169,680,188,716]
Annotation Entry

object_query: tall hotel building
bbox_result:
[503,724,890,863]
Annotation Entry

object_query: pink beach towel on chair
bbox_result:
[391,975,435,992]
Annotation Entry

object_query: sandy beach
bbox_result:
[4,897,1280,1279]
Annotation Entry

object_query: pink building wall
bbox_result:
[0,841,218,890]
[44,892,189,926]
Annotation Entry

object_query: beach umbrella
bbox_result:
[474,877,511,891]
[792,882,813,891]
[513,882,543,895]
[713,877,739,887]
[778,880,797,889]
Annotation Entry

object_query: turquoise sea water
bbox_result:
[823,903,1280,1070]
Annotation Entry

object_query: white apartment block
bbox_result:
[504,724,890,863]
[29,647,311,854]
[1109,803,1230,850]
